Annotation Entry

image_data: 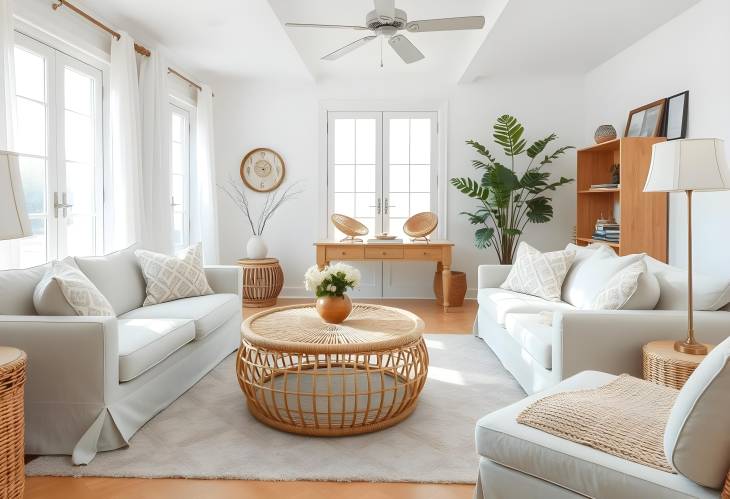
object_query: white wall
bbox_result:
[212,75,584,297]
[583,0,730,278]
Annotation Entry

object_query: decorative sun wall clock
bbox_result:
[240,148,285,192]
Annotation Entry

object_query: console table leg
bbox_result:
[442,266,452,310]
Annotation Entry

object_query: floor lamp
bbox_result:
[644,139,730,355]
[0,150,32,243]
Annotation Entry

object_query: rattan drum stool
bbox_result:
[236,304,428,436]
[237,258,284,308]
[642,340,714,390]
[0,347,27,499]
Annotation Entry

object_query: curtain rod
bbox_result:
[51,0,204,92]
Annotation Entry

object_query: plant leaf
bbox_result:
[493,115,526,157]
[526,196,554,223]
[474,227,495,248]
[540,145,575,166]
[450,177,489,201]
[527,134,557,159]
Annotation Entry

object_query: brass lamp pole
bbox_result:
[644,139,730,355]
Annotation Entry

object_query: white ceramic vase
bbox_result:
[246,235,268,259]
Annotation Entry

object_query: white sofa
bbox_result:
[474,245,730,394]
[0,247,242,464]
[475,336,730,499]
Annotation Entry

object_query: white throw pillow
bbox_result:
[33,260,115,316]
[561,244,615,304]
[500,242,575,302]
[562,247,644,309]
[645,255,730,311]
[622,271,661,310]
[135,243,214,306]
[664,336,730,488]
[589,260,647,310]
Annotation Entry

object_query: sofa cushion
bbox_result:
[477,288,575,325]
[622,271,661,310]
[504,313,552,369]
[589,260,647,310]
[75,246,147,316]
[645,256,730,311]
[120,293,239,340]
[33,260,114,316]
[0,263,49,315]
[501,242,575,302]
[118,318,195,382]
[664,336,730,489]
[476,371,717,499]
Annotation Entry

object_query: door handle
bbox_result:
[384,197,396,215]
[54,192,73,218]
[368,198,382,214]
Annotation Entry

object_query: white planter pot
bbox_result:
[246,236,268,259]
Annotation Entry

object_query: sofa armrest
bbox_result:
[477,265,512,289]
[552,310,730,380]
[0,316,119,402]
[205,265,242,297]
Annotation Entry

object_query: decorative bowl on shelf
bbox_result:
[331,214,368,242]
[403,212,438,242]
[594,124,617,144]
[375,233,397,240]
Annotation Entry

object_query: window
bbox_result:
[170,102,191,251]
[0,32,104,269]
[327,111,437,240]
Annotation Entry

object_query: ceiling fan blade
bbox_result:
[286,23,370,30]
[388,35,424,64]
[406,16,485,32]
[374,0,395,22]
[321,35,377,61]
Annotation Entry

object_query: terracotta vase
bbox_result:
[315,294,352,324]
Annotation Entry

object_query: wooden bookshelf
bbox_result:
[575,137,668,262]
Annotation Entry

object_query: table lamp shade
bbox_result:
[644,138,730,192]
[0,151,32,241]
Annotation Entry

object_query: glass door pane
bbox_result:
[170,105,190,251]
[57,53,103,258]
[383,113,437,240]
[329,115,381,239]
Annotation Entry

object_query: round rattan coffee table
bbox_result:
[236,304,428,436]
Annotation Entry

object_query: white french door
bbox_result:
[326,110,438,298]
[0,32,103,269]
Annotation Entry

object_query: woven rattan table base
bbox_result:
[642,341,712,389]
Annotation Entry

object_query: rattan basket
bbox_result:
[403,212,438,242]
[331,213,369,242]
[723,470,730,499]
[0,348,26,499]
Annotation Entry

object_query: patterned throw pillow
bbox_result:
[34,260,115,316]
[589,260,647,310]
[500,242,576,302]
[135,243,214,306]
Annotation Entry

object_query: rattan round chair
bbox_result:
[403,212,438,242]
[331,213,368,242]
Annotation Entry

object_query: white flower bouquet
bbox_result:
[304,263,361,298]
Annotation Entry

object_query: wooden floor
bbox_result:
[25,298,478,499]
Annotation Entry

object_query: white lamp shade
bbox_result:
[0,151,32,240]
[644,138,730,192]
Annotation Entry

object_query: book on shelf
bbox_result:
[590,183,620,190]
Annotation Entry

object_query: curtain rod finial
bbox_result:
[52,1,63,11]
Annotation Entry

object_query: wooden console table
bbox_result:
[314,241,455,309]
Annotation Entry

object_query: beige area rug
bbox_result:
[26,334,524,483]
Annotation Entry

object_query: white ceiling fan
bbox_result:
[285,0,486,64]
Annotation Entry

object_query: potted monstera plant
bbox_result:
[451,115,574,264]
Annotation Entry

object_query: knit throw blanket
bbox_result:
[517,374,678,472]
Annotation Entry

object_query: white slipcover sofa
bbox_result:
[474,244,730,394]
[0,247,242,464]
[475,335,730,499]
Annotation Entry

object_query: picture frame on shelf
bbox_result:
[624,99,666,137]
[663,90,689,140]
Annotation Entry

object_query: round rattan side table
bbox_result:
[236,304,428,436]
[642,340,714,390]
[237,258,284,308]
[0,347,26,499]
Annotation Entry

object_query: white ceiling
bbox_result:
[461,0,700,82]
[75,0,312,82]
[268,0,496,82]
[71,0,699,86]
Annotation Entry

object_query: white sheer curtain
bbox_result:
[108,31,143,251]
[139,50,172,254]
[192,84,219,264]
[0,0,16,149]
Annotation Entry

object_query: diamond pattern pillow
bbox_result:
[34,260,115,316]
[135,243,214,306]
[589,260,647,310]
[500,242,576,302]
